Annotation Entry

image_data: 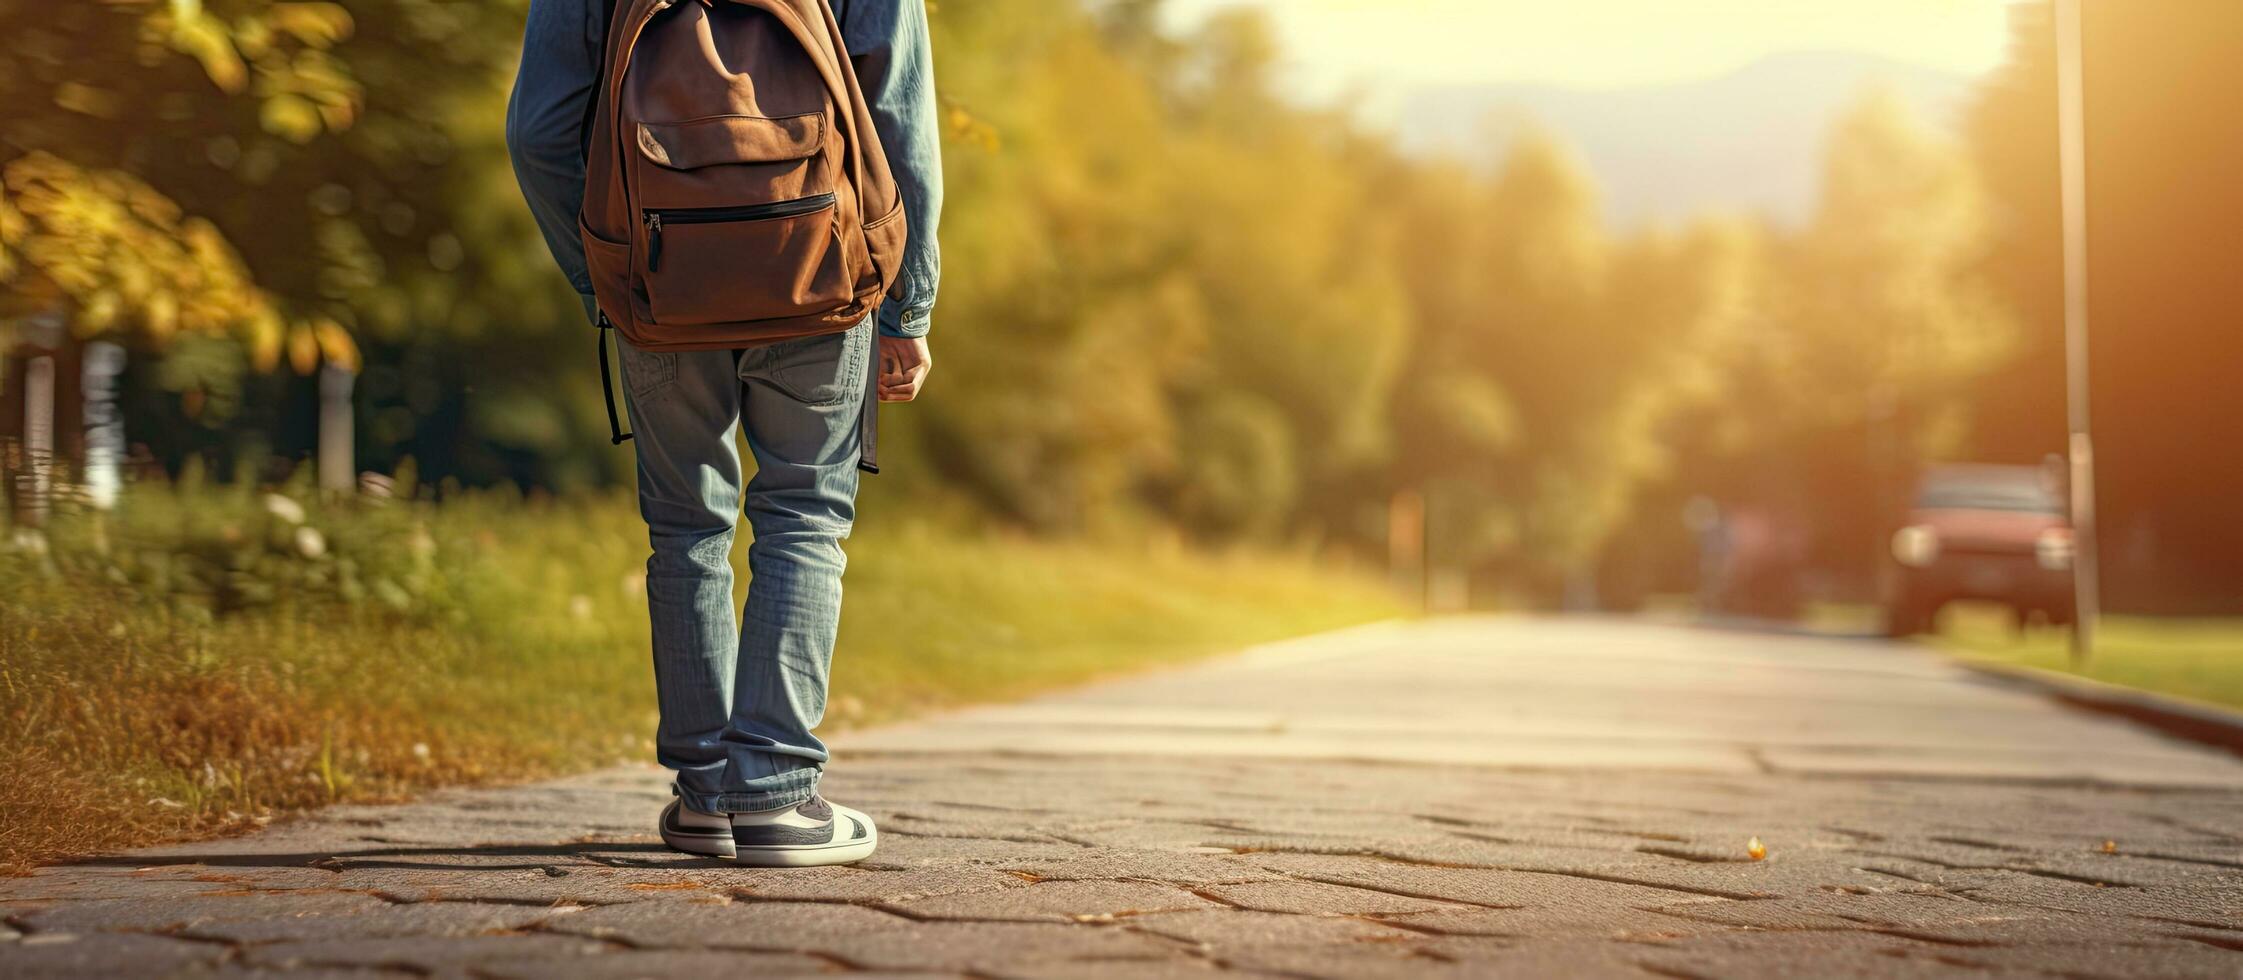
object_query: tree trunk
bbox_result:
[318,363,354,494]
[82,341,125,510]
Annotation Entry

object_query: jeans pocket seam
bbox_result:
[759,328,866,407]
[622,346,679,398]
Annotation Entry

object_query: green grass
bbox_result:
[1929,602,2243,711]
[0,484,1401,871]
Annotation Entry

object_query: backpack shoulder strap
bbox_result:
[579,0,619,160]
[586,0,632,446]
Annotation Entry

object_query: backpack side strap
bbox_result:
[597,313,634,446]
[857,321,879,474]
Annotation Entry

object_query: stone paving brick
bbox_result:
[1643,891,1979,932]
[880,813,1054,841]
[1407,936,1714,980]
[181,898,564,945]
[337,865,721,906]
[888,878,1217,923]
[1846,843,2192,890]
[1949,938,2243,980]
[1490,848,1934,900]
[0,869,272,903]
[1201,937,1483,980]
[478,947,838,978]
[1034,819,1278,851]
[239,933,615,973]
[862,832,1087,869]
[812,920,1189,972]
[0,931,225,977]
[1856,912,2202,949]
[1944,873,2243,929]
[1375,903,1732,940]
[984,957,1241,980]
[991,849,1280,886]
[1621,930,2048,979]
[0,874,214,905]
[543,898,914,949]
[1639,928,2232,979]
[729,866,1027,902]
[1344,836,1693,873]
[1247,852,1709,909]
[1126,908,1419,949]
[1197,878,1471,916]
[13,892,392,936]
[187,965,420,978]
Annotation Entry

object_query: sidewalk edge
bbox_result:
[1950,656,2243,759]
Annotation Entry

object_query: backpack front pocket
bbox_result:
[640,193,848,326]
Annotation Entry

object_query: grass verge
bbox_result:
[0,484,1400,872]
[1930,602,2243,713]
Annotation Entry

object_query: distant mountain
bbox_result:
[1391,51,1979,228]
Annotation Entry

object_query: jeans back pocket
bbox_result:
[746,323,868,407]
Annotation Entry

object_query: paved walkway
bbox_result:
[5,618,2243,978]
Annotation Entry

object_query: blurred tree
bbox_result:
[1388,131,1725,590]
[3,0,614,486]
[915,1,1407,538]
[1574,216,1768,604]
[1641,92,2021,598]
[1162,11,1409,543]
[1,153,285,359]
[911,0,1192,528]
[1171,390,1296,540]
[1472,133,1636,581]
[1776,92,2015,572]
[1780,93,2015,429]
[0,0,355,364]
[1963,3,2066,464]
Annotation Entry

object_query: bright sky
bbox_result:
[1160,0,2018,94]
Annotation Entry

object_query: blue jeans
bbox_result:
[615,320,872,813]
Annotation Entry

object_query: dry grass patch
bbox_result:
[1,483,1399,871]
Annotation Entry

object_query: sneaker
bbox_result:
[658,798,736,859]
[728,794,878,867]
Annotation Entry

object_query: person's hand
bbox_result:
[878,335,931,402]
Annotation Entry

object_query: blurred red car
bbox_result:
[1886,464,2076,636]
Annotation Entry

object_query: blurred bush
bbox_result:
[27,472,451,620]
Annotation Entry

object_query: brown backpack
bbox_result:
[580,0,906,461]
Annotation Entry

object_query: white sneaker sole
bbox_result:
[728,826,878,867]
[658,800,736,859]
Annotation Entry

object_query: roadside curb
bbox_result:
[1952,657,2243,759]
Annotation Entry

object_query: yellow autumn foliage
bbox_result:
[0,152,348,372]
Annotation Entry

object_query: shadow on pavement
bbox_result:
[58,841,712,873]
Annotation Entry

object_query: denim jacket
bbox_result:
[506,0,944,339]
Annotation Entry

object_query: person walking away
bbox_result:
[504,0,942,866]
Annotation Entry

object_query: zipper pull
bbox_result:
[644,213,663,272]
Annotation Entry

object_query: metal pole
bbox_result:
[317,362,355,494]
[2055,0,2101,665]
[1388,488,1426,610]
[21,355,54,528]
[82,341,125,511]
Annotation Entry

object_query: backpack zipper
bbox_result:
[643,193,838,272]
